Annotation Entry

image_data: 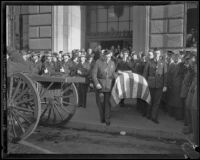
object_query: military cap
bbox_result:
[71,52,79,60]
[62,52,71,58]
[183,51,192,60]
[167,50,174,56]
[103,49,113,55]
[46,52,52,57]
[80,51,87,57]
[122,48,130,54]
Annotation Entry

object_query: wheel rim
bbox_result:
[7,73,41,142]
[38,82,78,126]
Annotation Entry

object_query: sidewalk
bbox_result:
[65,92,188,141]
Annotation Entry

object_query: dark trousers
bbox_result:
[191,109,199,146]
[95,91,111,123]
[78,83,88,108]
[147,88,163,120]
[137,98,147,115]
[168,106,184,120]
[181,98,186,124]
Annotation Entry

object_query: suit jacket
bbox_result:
[116,59,132,72]
[92,58,117,92]
[180,67,194,98]
[143,59,167,89]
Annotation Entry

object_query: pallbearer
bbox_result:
[143,48,167,124]
[92,50,117,126]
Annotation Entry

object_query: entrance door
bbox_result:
[100,40,123,50]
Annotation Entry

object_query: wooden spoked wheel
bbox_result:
[7,73,41,142]
[38,82,78,126]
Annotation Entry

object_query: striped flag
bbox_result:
[110,72,151,106]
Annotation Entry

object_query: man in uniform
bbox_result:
[92,50,117,126]
[30,52,42,75]
[42,53,55,75]
[60,52,73,75]
[143,48,167,124]
[77,53,91,108]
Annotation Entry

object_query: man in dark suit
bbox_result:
[92,50,117,126]
[115,49,132,106]
[143,48,167,124]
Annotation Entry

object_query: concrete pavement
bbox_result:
[65,92,189,141]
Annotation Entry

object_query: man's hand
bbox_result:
[117,70,123,74]
[60,67,64,72]
[44,68,48,73]
[96,83,102,90]
[77,70,82,75]
[163,86,167,92]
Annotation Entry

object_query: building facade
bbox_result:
[6,2,198,54]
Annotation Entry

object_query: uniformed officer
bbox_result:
[92,50,117,126]
[30,52,42,75]
[69,52,79,76]
[86,54,95,91]
[60,52,72,75]
[160,50,174,114]
[143,48,167,124]
[77,53,91,108]
[116,49,132,73]
[42,53,55,75]
[51,52,59,72]
[167,52,185,120]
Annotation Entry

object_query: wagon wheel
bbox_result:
[7,73,41,143]
[38,82,78,126]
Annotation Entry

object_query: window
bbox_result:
[89,5,133,33]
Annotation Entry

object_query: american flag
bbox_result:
[111,72,151,106]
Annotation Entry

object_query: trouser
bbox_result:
[137,98,147,115]
[181,98,187,124]
[191,109,199,146]
[168,106,184,120]
[184,106,192,127]
[95,91,111,123]
[147,88,163,120]
[160,92,167,113]
[78,83,88,108]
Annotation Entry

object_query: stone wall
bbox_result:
[149,4,185,51]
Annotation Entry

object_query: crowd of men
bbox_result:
[6,45,198,147]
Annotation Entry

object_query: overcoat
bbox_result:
[167,63,184,107]
[143,59,167,89]
[92,58,117,92]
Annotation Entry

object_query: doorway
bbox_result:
[100,40,131,50]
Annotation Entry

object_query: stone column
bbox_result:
[132,6,149,54]
[52,6,82,53]
[52,6,64,52]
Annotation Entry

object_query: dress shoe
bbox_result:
[146,115,151,120]
[142,112,147,117]
[151,118,159,124]
[106,121,110,126]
